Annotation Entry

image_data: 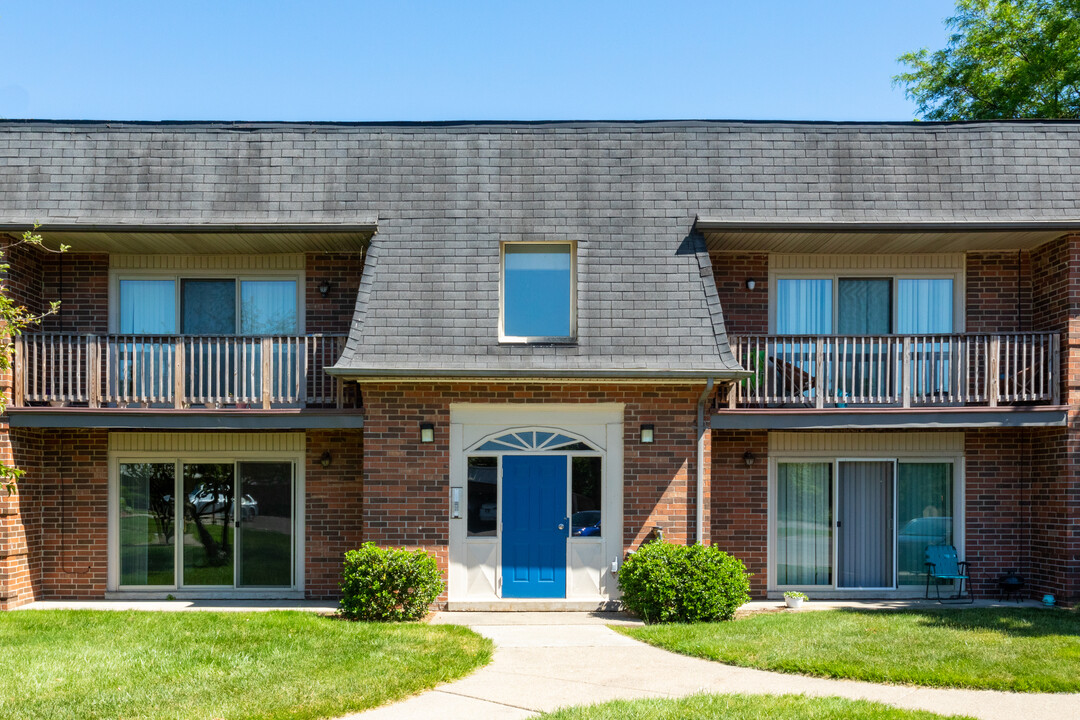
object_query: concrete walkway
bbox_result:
[344,610,1080,720]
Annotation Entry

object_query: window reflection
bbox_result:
[467,457,498,537]
[571,456,602,537]
[119,463,176,586]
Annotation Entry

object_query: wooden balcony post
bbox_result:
[988,335,1000,407]
[11,335,24,408]
[174,338,185,409]
[261,337,273,410]
[1052,332,1061,406]
[901,337,912,408]
[815,337,825,409]
[87,335,100,408]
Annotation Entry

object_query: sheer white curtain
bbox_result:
[240,280,298,335]
[776,462,832,585]
[119,280,176,334]
[896,279,953,333]
[776,279,832,334]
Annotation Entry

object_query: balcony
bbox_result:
[723,333,1060,410]
[13,333,349,410]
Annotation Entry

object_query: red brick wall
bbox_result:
[1027,234,1080,604]
[305,252,365,333]
[305,429,364,599]
[964,430,1031,594]
[27,429,110,599]
[360,382,711,603]
[1,236,45,317]
[711,430,768,598]
[710,252,768,335]
[1028,428,1071,599]
[0,429,44,609]
[40,254,109,333]
[966,251,1031,333]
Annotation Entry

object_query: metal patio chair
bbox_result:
[924,545,974,603]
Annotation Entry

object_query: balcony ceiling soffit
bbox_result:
[695,217,1080,254]
[1,221,377,254]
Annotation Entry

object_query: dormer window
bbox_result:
[500,242,576,342]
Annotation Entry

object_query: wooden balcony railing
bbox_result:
[13,333,349,409]
[725,333,1060,409]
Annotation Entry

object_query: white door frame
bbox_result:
[448,403,623,603]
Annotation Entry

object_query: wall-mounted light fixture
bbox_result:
[420,422,435,443]
[318,279,332,297]
[746,279,756,290]
[640,424,655,443]
[743,451,756,467]
[320,450,332,468]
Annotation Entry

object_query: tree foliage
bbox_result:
[895,0,1080,120]
[0,227,66,493]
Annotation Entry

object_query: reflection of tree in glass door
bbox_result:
[183,463,236,586]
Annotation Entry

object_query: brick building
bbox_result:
[0,120,1076,609]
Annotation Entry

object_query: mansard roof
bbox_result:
[2,119,1078,378]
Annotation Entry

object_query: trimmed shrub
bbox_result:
[340,543,444,621]
[617,541,751,623]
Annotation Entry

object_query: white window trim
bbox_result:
[109,268,306,335]
[106,449,306,596]
[767,451,964,595]
[768,268,965,334]
[498,240,578,344]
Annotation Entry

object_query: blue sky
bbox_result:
[0,1,954,121]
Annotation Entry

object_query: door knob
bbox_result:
[558,523,565,530]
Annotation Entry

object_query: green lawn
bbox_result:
[0,610,492,720]
[537,694,974,720]
[619,608,1080,693]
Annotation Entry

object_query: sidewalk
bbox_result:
[343,610,1080,720]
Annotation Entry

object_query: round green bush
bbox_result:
[617,541,751,623]
[340,542,444,621]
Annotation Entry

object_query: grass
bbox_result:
[619,608,1080,693]
[0,610,492,720]
[537,693,974,720]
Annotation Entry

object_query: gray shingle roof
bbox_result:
[2,119,1079,377]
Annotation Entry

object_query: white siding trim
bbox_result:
[108,432,305,453]
[768,431,964,455]
[771,253,964,271]
[111,254,305,271]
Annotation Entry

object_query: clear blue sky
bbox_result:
[0,1,955,122]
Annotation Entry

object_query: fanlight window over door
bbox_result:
[472,430,597,453]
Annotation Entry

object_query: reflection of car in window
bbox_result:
[478,502,497,522]
[176,485,259,520]
[898,516,952,573]
[571,510,601,537]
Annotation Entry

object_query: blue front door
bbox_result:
[501,455,567,598]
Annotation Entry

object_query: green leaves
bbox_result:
[895,0,1080,120]
[339,543,444,621]
[617,541,752,624]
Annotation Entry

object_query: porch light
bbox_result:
[640,424,654,443]
[746,279,756,290]
[743,451,756,467]
[320,451,332,468]
[318,279,332,297]
[420,422,435,443]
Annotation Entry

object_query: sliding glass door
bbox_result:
[118,459,295,590]
[775,459,956,590]
[776,463,832,586]
[237,462,294,588]
[182,462,236,586]
[837,461,895,589]
[118,463,176,587]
